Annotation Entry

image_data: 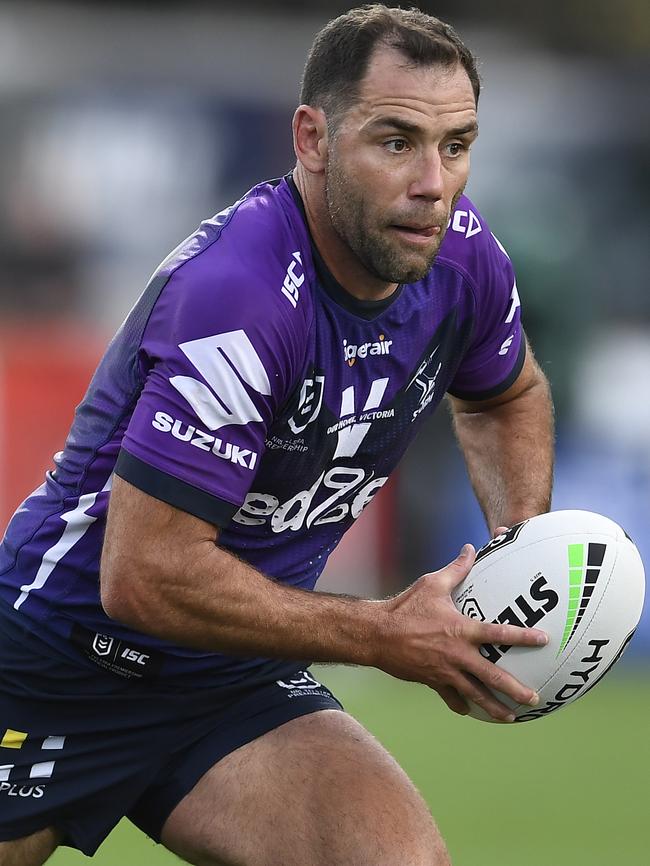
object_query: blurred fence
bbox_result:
[0,321,104,526]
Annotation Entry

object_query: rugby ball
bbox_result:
[452,510,645,723]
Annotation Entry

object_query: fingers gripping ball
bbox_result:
[452,510,645,723]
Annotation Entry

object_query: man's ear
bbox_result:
[292,105,329,173]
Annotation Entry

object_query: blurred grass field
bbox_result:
[51,664,649,866]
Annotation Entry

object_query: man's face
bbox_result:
[325,46,478,285]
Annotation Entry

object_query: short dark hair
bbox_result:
[300,4,480,128]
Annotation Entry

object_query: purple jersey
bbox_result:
[0,176,524,687]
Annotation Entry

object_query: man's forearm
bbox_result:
[155,545,386,664]
[101,476,550,721]
[451,373,554,534]
[101,501,383,666]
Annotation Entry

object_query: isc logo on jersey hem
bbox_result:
[152,411,258,470]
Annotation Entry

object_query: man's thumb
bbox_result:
[451,543,476,582]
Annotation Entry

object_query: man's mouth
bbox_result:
[390,224,442,242]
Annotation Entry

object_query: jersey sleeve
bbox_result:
[116,239,308,526]
[447,230,525,401]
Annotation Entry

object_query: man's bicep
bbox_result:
[101,474,220,617]
[448,342,548,415]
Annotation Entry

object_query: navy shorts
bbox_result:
[0,613,343,855]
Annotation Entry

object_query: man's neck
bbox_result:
[291,166,399,302]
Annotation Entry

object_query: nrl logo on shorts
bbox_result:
[277,671,322,691]
[92,634,114,657]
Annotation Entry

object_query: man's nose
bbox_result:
[408,150,444,199]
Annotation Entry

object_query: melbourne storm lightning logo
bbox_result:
[407,344,442,420]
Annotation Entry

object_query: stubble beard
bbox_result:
[325,154,463,285]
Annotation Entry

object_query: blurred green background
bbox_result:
[51,665,649,865]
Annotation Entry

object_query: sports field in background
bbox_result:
[51,664,649,866]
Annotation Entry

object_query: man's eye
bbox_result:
[385,139,409,154]
[445,142,466,157]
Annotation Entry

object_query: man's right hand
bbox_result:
[375,544,548,722]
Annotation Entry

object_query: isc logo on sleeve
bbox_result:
[281,252,304,309]
[450,208,482,238]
